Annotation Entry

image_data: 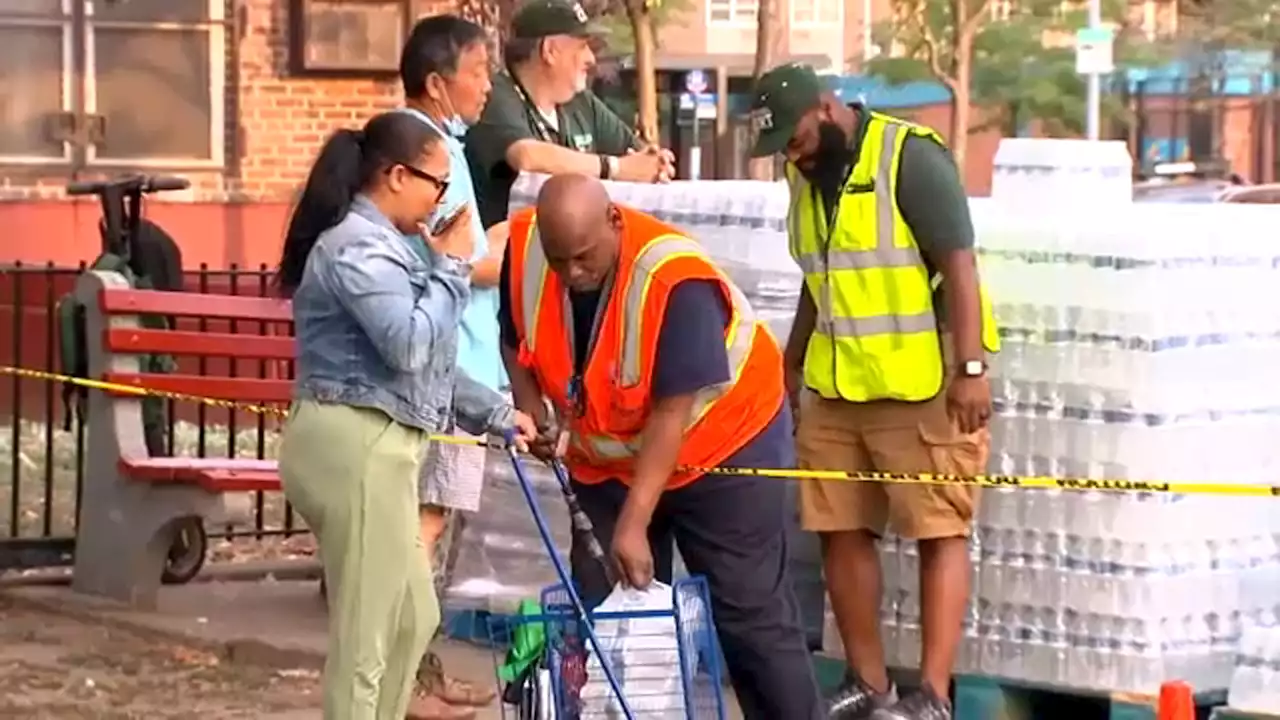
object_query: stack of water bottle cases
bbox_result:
[453,154,1280,710]
[936,141,1280,706]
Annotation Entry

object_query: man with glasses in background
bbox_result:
[464,0,675,231]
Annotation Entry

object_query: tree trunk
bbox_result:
[456,0,512,52]
[949,52,971,171]
[948,0,973,172]
[628,0,660,144]
[747,0,780,179]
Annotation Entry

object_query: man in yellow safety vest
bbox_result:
[748,63,1000,720]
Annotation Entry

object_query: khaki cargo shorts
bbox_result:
[795,388,989,539]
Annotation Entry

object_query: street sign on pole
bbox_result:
[1075,26,1115,76]
[685,70,708,95]
[684,71,709,181]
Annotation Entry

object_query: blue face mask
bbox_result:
[443,115,470,138]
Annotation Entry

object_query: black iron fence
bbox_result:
[1,262,305,572]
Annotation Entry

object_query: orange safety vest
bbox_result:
[508,205,785,489]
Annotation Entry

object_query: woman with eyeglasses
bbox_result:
[276,110,537,720]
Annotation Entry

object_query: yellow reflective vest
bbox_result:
[785,111,1000,403]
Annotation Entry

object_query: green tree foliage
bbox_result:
[866,0,1161,138]
[1173,0,1280,48]
[580,0,691,143]
[580,0,690,56]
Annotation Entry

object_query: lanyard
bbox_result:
[508,67,571,148]
[564,269,615,417]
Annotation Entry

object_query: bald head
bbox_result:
[535,175,620,292]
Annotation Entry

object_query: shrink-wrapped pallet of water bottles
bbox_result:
[451,145,1280,715]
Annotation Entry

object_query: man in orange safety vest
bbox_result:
[498,174,824,719]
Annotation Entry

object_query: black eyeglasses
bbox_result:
[395,163,449,202]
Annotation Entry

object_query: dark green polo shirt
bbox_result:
[465,72,638,229]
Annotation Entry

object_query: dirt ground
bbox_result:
[0,594,322,719]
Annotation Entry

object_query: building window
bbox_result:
[790,0,840,27]
[0,0,73,164]
[291,0,410,75]
[0,0,226,168]
[708,0,758,25]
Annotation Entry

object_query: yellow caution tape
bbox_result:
[4,364,1278,498]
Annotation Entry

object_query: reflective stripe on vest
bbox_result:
[519,228,756,461]
[788,121,939,341]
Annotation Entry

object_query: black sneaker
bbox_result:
[869,685,951,720]
[827,674,898,719]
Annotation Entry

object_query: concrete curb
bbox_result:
[0,558,322,588]
[0,560,327,672]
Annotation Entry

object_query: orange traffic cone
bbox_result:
[1157,680,1195,720]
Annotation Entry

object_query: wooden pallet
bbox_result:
[1210,708,1280,720]
[954,675,1225,720]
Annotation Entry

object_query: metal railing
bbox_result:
[0,262,305,571]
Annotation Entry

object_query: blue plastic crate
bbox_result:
[491,576,727,720]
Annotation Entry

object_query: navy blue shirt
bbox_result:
[498,250,791,470]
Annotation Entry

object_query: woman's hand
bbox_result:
[509,410,538,452]
[420,205,474,262]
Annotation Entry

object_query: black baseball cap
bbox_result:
[511,0,607,39]
[748,63,827,157]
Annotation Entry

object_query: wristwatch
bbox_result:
[961,359,986,378]
[599,154,620,180]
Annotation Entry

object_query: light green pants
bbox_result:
[280,400,439,720]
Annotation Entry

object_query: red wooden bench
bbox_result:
[71,270,294,608]
[98,284,292,493]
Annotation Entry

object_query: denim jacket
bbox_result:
[291,195,516,436]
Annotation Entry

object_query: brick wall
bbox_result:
[0,0,459,204]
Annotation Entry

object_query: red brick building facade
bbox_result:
[1,0,453,269]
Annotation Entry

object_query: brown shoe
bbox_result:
[405,692,476,720]
[417,651,498,708]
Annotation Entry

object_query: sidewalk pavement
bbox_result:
[1,570,747,719]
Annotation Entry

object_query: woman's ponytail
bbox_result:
[276,128,365,296]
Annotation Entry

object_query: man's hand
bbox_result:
[784,359,803,418]
[615,146,669,184]
[528,427,567,463]
[611,514,654,589]
[652,146,676,183]
[946,375,992,434]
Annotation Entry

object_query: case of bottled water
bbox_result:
[1228,625,1280,714]
[990,138,1133,209]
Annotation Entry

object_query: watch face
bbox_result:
[964,360,985,376]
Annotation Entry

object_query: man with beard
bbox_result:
[748,64,1001,720]
[464,0,674,230]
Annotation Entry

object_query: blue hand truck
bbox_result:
[492,444,728,719]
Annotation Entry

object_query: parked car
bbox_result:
[1133,179,1236,203]
[1219,183,1280,204]
[1132,159,1252,203]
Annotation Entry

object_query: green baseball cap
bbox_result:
[511,0,607,39]
[748,63,826,157]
